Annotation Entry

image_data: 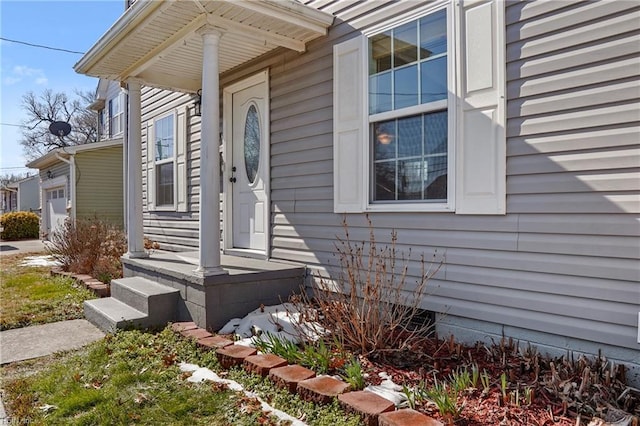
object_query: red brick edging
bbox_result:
[171,322,443,426]
[50,266,110,297]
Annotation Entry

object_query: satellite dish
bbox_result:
[49,121,72,137]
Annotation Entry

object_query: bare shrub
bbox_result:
[47,217,127,283]
[291,215,442,355]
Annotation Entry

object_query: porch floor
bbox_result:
[123,251,305,285]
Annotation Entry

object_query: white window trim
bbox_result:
[151,110,177,211]
[333,0,505,215]
[109,93,125,138]
[364,1,455,213]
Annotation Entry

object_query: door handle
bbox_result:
[229,177,237,183]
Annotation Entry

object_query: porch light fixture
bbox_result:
[47,170,54,179]
[194,89,202,117]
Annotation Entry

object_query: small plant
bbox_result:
[300,339,333,374]
[448,367,472,392]
[47,216,126,282]
[0,211,39,240]
[289,215,442,355]
[425,377,462,424]
[340,357,365,391]
[500,371,508,405]
[402,384,418,409]
[480,369,491,395]
[524,386,534,405]
[471,363,479,388]
[252,333,302,364]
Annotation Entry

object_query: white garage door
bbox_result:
[46,187,67,237]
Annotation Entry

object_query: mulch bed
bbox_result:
[357,335,638,426]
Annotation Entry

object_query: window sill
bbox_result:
[150,205,176,212]
[366,202,454,213]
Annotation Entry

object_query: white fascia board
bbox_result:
[73,0,165,76]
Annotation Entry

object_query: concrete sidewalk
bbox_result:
[0,319,105,423]
[0,319,104,365]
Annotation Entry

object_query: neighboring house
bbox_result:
[74,1,639,380]
[89,79,126,142]
[0,185,17,214]
[26,140,124,238]
[14,175,40,213]
[1,175,39,215]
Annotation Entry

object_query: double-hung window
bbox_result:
[333,0,505,215]
[108,93,124,137]
[369,8,449,204]
[154,114,175,208]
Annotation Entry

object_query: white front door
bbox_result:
[46,187,67,237]
[226,71,269,254]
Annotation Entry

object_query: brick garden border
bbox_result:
[172,321,443,426]
[50,266,110,298]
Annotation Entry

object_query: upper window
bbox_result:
[108,93,124,137]
[368,8,449,204]
[154,114,175,207]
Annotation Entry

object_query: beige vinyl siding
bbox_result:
[75,146,124,227]
[138,0,639,358]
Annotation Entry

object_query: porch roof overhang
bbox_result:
[74,0,334,93]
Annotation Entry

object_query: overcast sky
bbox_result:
[1,0,124,175]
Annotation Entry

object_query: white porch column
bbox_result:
[196,26,226,276]
[125,80,146,258]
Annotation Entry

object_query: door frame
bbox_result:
[222,69,270,259]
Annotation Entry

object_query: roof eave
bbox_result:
[74,0,163,77]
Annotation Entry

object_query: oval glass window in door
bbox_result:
[244,104,260,184]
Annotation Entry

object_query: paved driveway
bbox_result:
[0,239,46,255]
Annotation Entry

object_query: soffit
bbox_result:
[74,0,334,93]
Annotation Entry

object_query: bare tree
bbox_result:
[20,89,98,161]
[0,173,27,187]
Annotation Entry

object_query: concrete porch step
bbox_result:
[110,276,179,318]
[84,277,180,333]
[84,298,148,333]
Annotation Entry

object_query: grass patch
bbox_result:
[0,253,97,330]
[2,327,364,425]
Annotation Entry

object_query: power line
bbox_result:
[0,37,85,55]
[0,122,26,128]
[0,166,32,171]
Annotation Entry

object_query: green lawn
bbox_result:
[0,253,97,330]
[2,327,362,425]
